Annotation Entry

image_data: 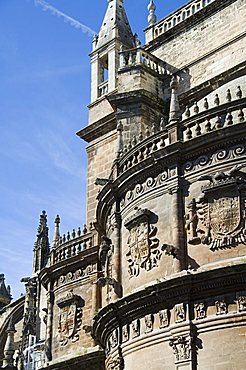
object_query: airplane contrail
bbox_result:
[34,0,95,36]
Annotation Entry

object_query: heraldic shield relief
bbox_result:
[186,165,246,250]
[57,291,84,346]
[125,208,162,277]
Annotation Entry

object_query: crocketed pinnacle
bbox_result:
[96,0,135,49]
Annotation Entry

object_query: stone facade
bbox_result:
[1,0,246,370]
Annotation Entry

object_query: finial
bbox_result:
[52,214,60,249]
[2,317,16,368]
[169,75,181,123]
[148,0,157,26]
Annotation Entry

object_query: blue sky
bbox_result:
[0,0,187,299]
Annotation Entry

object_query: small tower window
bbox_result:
[98,54,109,98]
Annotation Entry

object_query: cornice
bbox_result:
[92,264,246,346]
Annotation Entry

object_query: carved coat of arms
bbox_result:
[186,165,246,250]
[57,291,84,346]
[125,208,161,277]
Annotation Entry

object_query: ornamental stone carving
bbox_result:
[175,303,186,323]
[122,325,129,343]
[237,296,246,312]
[215,300,227,315]
[125,208,161,277]
[169,335,192,363]
[186,165,246,250]
[57,291,84,346]
[195,302,206,319]
[159,309,169,328]
[144,314,154,333]
[131,319,140,338]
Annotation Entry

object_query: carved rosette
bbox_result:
[125,208,162,277]
[57,291,84,346]
[186,166,246,250]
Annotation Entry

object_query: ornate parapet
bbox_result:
[145,0,216,43]
[50,225,97,265]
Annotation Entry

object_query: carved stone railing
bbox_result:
[118,129,168,175]
[182,93,245,141]
[98,80,108,98]
[153,0,216,39]
[116,87,245,175]
[119,47,170,76]
[50,225,97,264]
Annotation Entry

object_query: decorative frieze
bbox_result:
[159,309,169,328]
[122,325,129,343]
[215,300,227,315]
[125,208,162,277]
[120,170,171,209]
[54,265,97,287]
[131,319,140,338]
[175,303,186,323]
[195,302,206,319]
[57,291,84,346]
[144,314,154,333]
[183,144,245,174]
[237,296,246,312]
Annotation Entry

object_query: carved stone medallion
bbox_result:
[125,208,161,277]
[57,291,84,346]
[186,165,246,250]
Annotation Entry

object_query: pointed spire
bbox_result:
[148,0,157,26]
[96,0,135,49]
[2,317,17,368]
[33,211,50,273]
[169,75,181,123]
[52,215,60,249]
[0,274,11,308]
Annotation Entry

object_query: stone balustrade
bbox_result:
[118,129,168,175]
[182,88,245,141]
[98,80,108,98]
[153,0,216,39]
[119,47,169,75]
[117,86,245,175]
[50,224,96,264]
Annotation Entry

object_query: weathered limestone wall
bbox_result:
[86,131,117,224]
[150,0,246,93]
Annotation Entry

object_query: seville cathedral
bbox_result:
[1,0,246,369]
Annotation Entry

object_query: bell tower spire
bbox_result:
[90,0,135,102]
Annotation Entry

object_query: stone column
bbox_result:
[111,211,122,300]
[170,182,185,273]
[45,283,54,361]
